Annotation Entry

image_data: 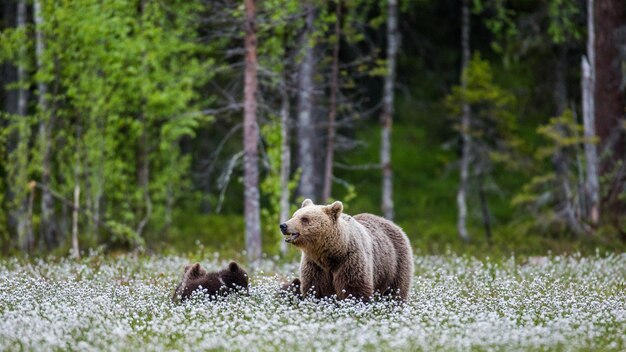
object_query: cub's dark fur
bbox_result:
[172,261,248,302]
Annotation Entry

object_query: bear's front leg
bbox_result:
[333,263,374,302]
[300,260,334,299]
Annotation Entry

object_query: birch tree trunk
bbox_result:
[297,3,316,201]
[72,182,80,259]
[243,0,262,262]
[16,0,33,252]
[582,0,600,225]
[456,0,471,242]
[34,0,57,249]
[582,57,600,225]
[322,0,341,203]
[279,80,291,255]
[381,0,398,220]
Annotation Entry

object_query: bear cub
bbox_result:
[172,261,248,302]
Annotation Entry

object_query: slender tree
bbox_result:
[322,0,341,202]
[15,0,33,252]
[456,0,471,241]
[381,0,398,220]
[582,0,599,225]
[34,0,57,248]
[279,75,291,255]
[297,2,316,201]
[243,0,262,261]
[72,123,81,259]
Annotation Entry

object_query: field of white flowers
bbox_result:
[1,252,625,351]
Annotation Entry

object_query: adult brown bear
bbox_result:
[280,199,413,301]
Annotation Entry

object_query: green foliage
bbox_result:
[512,109,588,236]
[446,54,520,173]
[259,121,299,254]
[0,0,215,252]
[547,0,582,45]
[0,0,622,258]
[473,0,517,54]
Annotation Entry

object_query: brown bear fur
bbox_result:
[172,261,248,302]
[280,199,414,301]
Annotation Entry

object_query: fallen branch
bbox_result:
[334,162,381,170]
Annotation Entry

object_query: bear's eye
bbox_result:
[301,217,309,225]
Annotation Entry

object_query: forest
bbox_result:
[0,0,625,259]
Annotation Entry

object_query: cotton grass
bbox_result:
[1,253,624,351]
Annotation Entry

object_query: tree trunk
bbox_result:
[582,0,600,225]
[16,0,32,253]
[34,0,57,249]
[381,0,398,220]
[243,0,262,262]
[72,182,80,259]
[72,114,82,258]
[279,78,291,256]
[26,183,35,251]
[594,0,625,227]
[136,121,152,239]
[297,3,316,201]
[456,0,471,242]
[594,0,625,164]
[322,0,341,203]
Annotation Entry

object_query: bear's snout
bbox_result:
[279,223,288,234]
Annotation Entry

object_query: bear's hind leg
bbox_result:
[388,260,412,301]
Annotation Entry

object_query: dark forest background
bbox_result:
[0,0,625,259]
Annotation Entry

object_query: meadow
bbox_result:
[1,253,625,351]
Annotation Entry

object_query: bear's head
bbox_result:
[279,199,343,249]
[219,261,249,292]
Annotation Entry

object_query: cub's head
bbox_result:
[279,199,343,249]
[219,261,249,293]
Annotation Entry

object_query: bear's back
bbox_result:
[180,273,224,299]
[353,213,413,296]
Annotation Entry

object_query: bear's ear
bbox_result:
[228,261,240,272]
[301,199,314,208]
[189,263,201,275]
[324,201,343,220]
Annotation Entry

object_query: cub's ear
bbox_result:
[191,263,200,274]
[324,201,343,220]
[185,263,203,279]
[301,199,314,208]
[228,261,240,272]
